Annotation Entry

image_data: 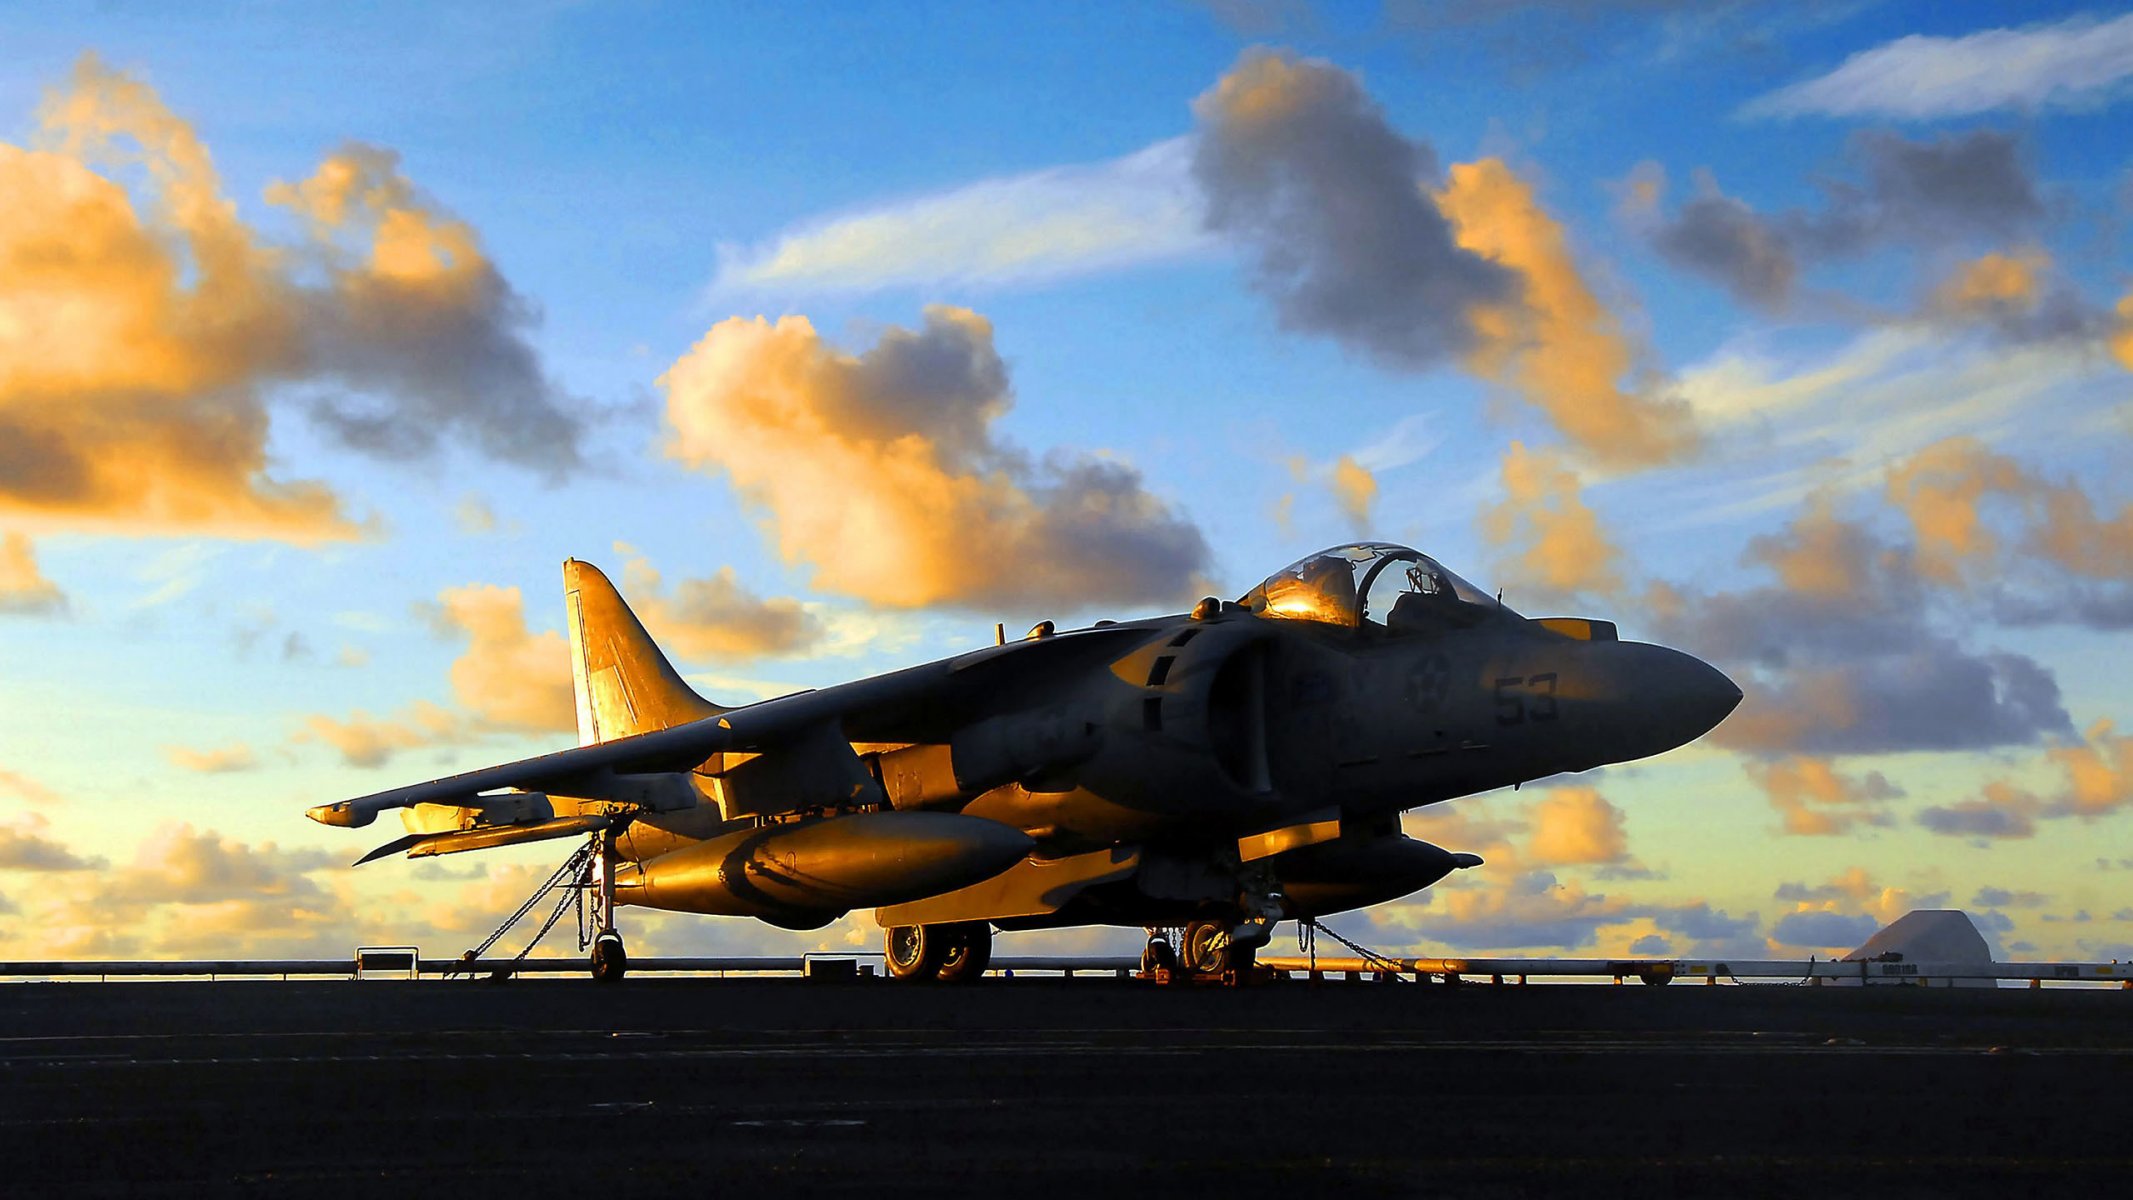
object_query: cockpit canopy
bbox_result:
[1240,543,1514,632]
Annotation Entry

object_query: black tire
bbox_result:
[936,922,993,984]
[1182,919,1232,975]
[1141,937,1178,975]
[884,924,945,981]
[590,933,627,984]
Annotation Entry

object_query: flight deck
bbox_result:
[4,977,2127,1196]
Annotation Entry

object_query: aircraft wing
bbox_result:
[307,622,1155,831]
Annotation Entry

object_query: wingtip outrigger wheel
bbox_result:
[590,932,627,983]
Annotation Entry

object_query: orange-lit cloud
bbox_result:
[0,55,583,544]
[0,823,359,958]
[2052,719,2133,817]
[1439,158,1695,468]
[1744,756,1902,835]
[617,551,822,664]
[1524,787,1630,866]
[0,766,60,807]
[1480,441,1622,598]
[1768,866,1943,953]
[298,701,475,769]
[0,59,349,540]
[1884,436,2033,582]
[165,742,259,774]
[0,532,65,614]
[1886,436,2133,584]
[1741,495,1883,603]
[296,581,574,767]
[0,813,100,870]
[1933,719,2133,838]
[2113,291,2133,370]
[1930,249,2047,318]
[1329,454,1377,534]
[436,584,574,735]
[660,306,1208,609]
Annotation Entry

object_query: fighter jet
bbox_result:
[306,543,1739,982]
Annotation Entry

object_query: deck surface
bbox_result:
[3,977,2128,1197]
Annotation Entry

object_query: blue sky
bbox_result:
[2,1,2130,963]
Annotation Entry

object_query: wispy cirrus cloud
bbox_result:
[1742,12,2133,120]
[708,138,1209,295]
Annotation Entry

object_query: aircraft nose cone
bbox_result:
[1640,646,1741,751]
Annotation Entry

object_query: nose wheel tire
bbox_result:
[590,933,627,983]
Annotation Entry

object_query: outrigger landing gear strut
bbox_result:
[446,832,629,982]
[587,829,626,983]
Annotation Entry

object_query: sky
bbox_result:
[2,0,2130,966]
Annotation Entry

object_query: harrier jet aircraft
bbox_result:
[307,543,1740,982]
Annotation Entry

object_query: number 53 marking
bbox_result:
[1494,673,1558,725]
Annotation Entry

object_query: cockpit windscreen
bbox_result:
[1240,543,1514,632]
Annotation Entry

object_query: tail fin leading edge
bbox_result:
[564,559,725,746]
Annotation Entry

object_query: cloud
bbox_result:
[0,56,584,544]
[1480,442,1622,600]
[616,549,823,664]
[100,823,337,905]
[1190,53,1690,466]
[1925,717,2133,840]
[1769,866,1945,952]
[0,814,101,871]
[1930,250,2045,319]
[660,306,1209,610]
[165,742,259,774]
[1884,437,2133,621]
[454,494,504,535]
[1645,498,2073,757]
[1972,886,2049,909]
[2114,292,2133,370]
[1744,756,1901,835]
[1768,909,1877,951]
[435,583,575,734]
[1438,158,1694,467]
[0,767,60,807]
[1917,780,2041,840]
[0,60,353,541]
[1742,12,2133,120]
[712,138,1209,294]
[266,143,588,474]
[1189,48,1512,372]
[0,532,65,615]
[1632,132,2044,310]
[1329,454,1377,535]
[2053,719,2133,818]
[1524,787,1631,867]
[298,580,580,767]
[298,701,477,769]
[0,823,361,958]
[1366,868,1636,953]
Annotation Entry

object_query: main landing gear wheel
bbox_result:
[936,922,993,985]
[1182,919,1255,975]
[590,932,627,984]
[885,924,946,981]
[1141,934,1178,975]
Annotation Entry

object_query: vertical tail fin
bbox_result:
[564,559,725,746]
